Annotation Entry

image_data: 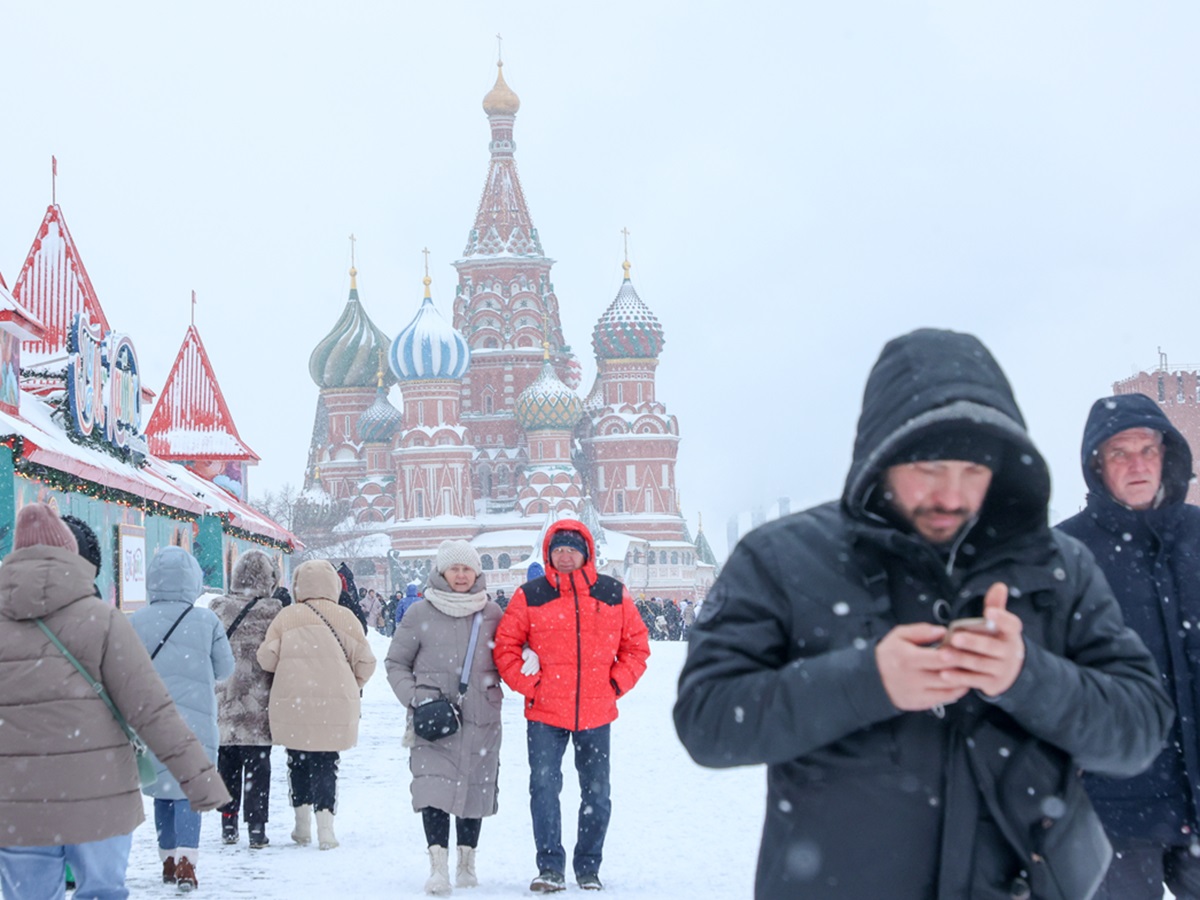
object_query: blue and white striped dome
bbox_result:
[390,287,471,381]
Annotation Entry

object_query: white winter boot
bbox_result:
[315,809,339,850]
[456,845,478,888]
[425,845,452,895]
[291,804,313,845]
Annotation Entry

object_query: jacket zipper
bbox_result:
[572,575,582,731]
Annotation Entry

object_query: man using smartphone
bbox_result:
[674,328,1173,900]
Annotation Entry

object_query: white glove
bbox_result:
[521,646,540,676]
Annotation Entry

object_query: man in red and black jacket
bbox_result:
[494,519,650,894]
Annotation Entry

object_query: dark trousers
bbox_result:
[1093,840,1200,900]
[420,807,481,849]
[527,720,611,879]
[217,745,272,824]
[286,749,339,813]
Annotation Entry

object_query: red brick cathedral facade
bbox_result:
[299,62,718,601]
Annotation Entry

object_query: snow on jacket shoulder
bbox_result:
[493,520,649,732]
[0,546,230,846]
[258,597,376,751]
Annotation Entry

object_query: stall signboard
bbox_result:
[0,329,19,415]
[117,523,146,609]
[66,311,145,456]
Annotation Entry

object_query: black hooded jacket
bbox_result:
[1057,393,1200,843]
[674,329,1172,900]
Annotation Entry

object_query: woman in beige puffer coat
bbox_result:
[0,503,230,898]
[257,558,375,851]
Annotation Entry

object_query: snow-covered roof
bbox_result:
[392,293,471,381]
[1,388,294,546]
[144,325,258,461]
[306,531,393,559]
[0,270,45,341]
[12,204,110,363]
[469,528,540,550]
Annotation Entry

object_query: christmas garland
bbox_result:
[217,512,295,552]
[14,461,198,522]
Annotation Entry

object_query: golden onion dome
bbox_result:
[482,61,520,116]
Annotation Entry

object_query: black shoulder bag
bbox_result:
[413,612,483,742]
[150,606,193,660]
[225,597,260,639]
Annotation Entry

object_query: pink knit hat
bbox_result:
[13,503,78,553]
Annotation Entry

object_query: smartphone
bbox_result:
[936,617,995,647]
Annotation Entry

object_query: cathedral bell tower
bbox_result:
[452,60,582,509]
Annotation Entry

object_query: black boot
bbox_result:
[248,823,270,849]
[222,812,238,844]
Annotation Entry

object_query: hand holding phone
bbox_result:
[936,616,996,647]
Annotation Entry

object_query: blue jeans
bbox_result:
[0,832,133,900]
[154,799,201,852]
[527,721,611,878]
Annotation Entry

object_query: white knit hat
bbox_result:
[435,540,482,576]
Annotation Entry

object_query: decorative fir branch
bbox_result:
[13,462,197,522]
[47,392,147,468]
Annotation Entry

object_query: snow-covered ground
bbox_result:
[122,636,765,898]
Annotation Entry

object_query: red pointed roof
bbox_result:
[12,204,110,362]
[144,325,259,461]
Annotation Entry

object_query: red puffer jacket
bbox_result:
[494,520,650,732]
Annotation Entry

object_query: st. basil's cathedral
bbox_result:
[298,60,718,602]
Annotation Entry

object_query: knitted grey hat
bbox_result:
[435,540,482,576]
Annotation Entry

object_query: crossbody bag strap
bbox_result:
[225,597,260,639]
[150,605,194,660]
[34,618,142,748]
[456,612,484,698]
[305,603,351,666]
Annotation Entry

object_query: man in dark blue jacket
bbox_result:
[674,329,1173,900]
[1058,393,1200,900]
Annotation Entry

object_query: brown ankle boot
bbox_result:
[162,856,176,884]
[174,856,197,892]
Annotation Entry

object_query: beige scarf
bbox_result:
[424,570,489,617]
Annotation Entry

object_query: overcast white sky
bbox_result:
[2,2,1198,559]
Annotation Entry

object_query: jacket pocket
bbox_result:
[485,684,503,709]
[990,736,1112,900]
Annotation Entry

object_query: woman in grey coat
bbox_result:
[386,540,503,896]
[131,546,234,890]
